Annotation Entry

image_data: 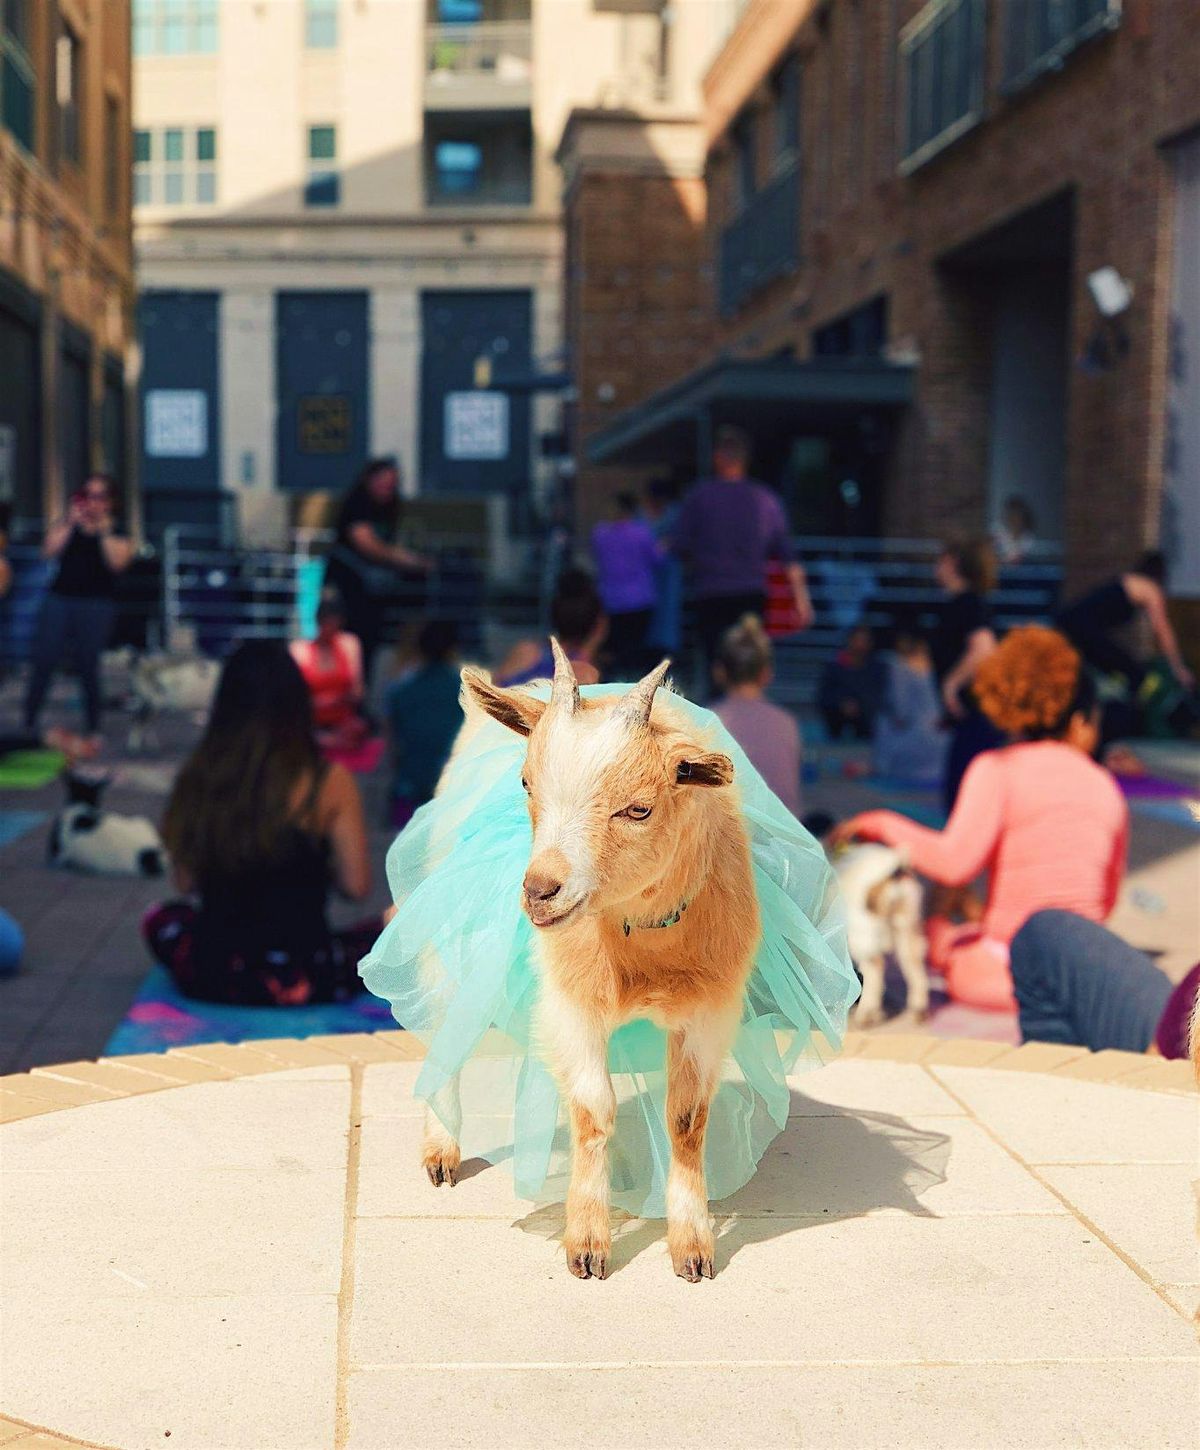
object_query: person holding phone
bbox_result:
[23,474,134,745]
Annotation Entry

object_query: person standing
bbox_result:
[590,492,660,680]
[675,425,813,674]
[643,476,683,656]
[23,474,134,745]
[324,458,432,683]
[931,538,1001,812]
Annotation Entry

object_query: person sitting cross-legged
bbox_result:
[832,627,1129,1012]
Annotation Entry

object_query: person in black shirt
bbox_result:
[23,475,134,743]
[932,538,1003,812]
[324,458,432,682]
[1057,550,1194,693]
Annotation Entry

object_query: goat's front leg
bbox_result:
[422,1074,462,1187]
[892,880,930,1021]
[543,985,615,1280]
[852,953,886,1028]
[666,1006,737,1282]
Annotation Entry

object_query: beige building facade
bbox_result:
[133,0,731,542]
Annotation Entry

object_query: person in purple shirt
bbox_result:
[674,424,813,671]
[591,492,661,680]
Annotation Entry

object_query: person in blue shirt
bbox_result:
[385,619,463,828]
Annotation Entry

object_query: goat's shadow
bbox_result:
[507,1090,952,1277]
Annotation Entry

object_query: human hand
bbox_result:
[942,679,964,718]
[828,816,867,848]
[793,593,815,630]
[1172,660,1196,692]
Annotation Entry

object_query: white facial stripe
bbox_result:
[531,711,632,888]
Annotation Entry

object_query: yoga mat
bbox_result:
[1116,773,1196,800]
[1129,798,1200,833]
[0,750,64,790]
[0,809,47,848]
[104,965,396,1055]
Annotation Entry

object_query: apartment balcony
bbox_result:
[424,22,533,111]
[718,160,800,316]
[1002,0,1121,96]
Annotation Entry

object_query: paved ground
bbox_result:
[1,668,1197,1071]
[0,1034,1195,1449]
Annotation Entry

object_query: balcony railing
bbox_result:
[1002,0,1121,95]
[718,160,800,316]
[425,22,532,100]
[900,0,987,173]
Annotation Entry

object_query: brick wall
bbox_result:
[697,0,1200,593]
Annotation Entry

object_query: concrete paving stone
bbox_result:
[0,1092,60,1123]
[1117,1060,1199,1096]
[1039,1163,1200,1290]
[1,1166,346,1297]
[0,1294,337,1450]
[167,1042,298,1075]
[1053,1049,1159,1084]
[0,1072,117,1108]
[0,1076,351,1172]
[1162,1283,1200,1318]
[245,1037,351,1069]
[360,1060,430,1119]
[987,1041,1090,1074]
[920,1039,1018,1068]
[854,1032,938,1061]
[0,1417,29,1443]
[259,1065,350,1081]
[356,1115,529,1219]
[349,1213,1198,1368]
[29,1059,171,1097]
[788,1058,966,1117]
[345,1360,1196,1450]
[929,1066,1200,1164]
[309,1031,413,1064]
[102,1051,236,1084]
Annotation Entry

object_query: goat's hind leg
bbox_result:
[893,877,930,1022]
[666,1006,737,1282]
[422,1075,462,1187]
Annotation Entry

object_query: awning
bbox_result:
[585,356,916,467]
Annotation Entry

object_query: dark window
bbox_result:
[731,113,756,209]
[900,0,986,171]
[434,140,482,197]
[771,54,800,164]
[105,96,122,217]
[813,296,889,358]
[305,124,340,207]
[1003,0,1119,94]
[57,16,84,169]
[1,0,35,153]
[425,114,532,206]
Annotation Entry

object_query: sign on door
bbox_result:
[444,391,509,461]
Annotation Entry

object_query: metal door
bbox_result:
[276,291,369,493]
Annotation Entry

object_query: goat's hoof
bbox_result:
[852,1007,884,1030]
[422,1147,460,1187]
[898,1005,930,1025]
[565,1244,609,1280]
[673,1251,715,1283]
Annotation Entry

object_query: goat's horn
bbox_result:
[616,657,671,728]
[549,636,580,715]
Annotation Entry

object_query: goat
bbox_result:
[423,642,759,1282]
[832,843,929,1028]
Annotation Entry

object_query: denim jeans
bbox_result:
[23,593,117,734]
[1010,910,1171,1053]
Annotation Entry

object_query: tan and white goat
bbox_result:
[421,642,759,1282]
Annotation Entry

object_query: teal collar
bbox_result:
[623,899,689,937]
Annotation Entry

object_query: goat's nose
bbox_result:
[523,870,563,903]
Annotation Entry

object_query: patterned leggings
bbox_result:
[141,900,382,1007]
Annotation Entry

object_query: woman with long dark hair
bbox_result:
[324,457,432,680]
[143,641,381,1005]
[23,473,134,745]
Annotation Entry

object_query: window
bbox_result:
[133,0,219,57]
[56,17,83,169]
[305,0,338,49]
[731,113,756,209]
[105,95,123,217]
[900,0,986,172]
[434,140,482,198]
[438,0,483,21]
[0,0,35,153]
[133,126,218,206]
[813,296,889,358]
[771,55,800,166]
[1003,0,1120,94]
[305,125,340,207]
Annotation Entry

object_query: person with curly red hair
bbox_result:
[832,627,1129,1011]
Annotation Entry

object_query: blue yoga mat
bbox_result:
[105,965,396,1055]
[0,809,47,848]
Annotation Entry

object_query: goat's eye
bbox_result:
[619,804,652,821]
[520,776,530,793]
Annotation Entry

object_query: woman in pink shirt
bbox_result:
[833,627,1128,1011]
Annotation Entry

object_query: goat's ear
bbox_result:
[461,667,546,738]
[674,751,734,788]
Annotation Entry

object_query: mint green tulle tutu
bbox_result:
[360,684,858,1218]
